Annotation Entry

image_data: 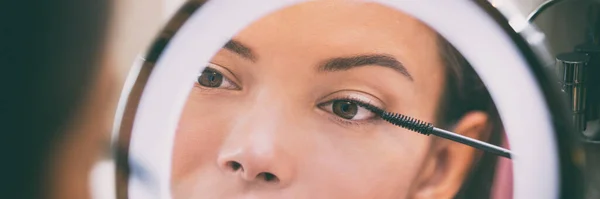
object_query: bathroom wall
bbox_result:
[104,0,175,84]
[511,0,594,56]
[92,1,186,198]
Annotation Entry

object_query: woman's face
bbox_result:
[171,1,487,198]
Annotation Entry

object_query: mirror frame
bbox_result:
[112,1,583,198]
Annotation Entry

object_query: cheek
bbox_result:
[170,94,235,184]
[304,125,431,198]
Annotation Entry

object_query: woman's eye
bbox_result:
[197,67,237,89]
[323,100,376,121]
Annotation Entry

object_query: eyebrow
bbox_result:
[223,40,412,81]
[318,54,413,81]
[223,40,257,62]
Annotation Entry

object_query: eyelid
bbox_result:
[317,90,386,109]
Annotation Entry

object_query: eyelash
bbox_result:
[318,96,383,126]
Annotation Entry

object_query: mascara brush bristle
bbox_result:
[354,101,433,135]
[380,112,433,136]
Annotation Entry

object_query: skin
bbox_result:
[172,1,490,198]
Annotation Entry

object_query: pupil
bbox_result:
[341,104,350,113]
[332,100,358,119]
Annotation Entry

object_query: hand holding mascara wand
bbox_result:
[355,101,512,159]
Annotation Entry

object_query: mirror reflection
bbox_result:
[171,1,507,198]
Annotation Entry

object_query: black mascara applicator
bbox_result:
[356,101,512,159]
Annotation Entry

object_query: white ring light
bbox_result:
[121,1,561,198]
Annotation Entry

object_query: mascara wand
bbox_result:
[357,102,512,159]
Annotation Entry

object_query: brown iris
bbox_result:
[332,100,358,119]
[198,68,223,88]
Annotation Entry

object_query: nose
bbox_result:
[217,148,290,185]
[217,101,296,187]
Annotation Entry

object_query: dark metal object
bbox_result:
[556,52,590,133]
[576,44,600,120]
[576,43,600,141]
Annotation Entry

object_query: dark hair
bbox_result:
[1,1,110,198]
[436,35,504,199]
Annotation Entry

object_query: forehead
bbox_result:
[231,1,446,112]
[233,1,445,77]
[235,1,438,54]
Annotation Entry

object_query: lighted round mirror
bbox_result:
[113,1,583,198]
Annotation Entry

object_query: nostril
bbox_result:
[227,161,243,171]
[257,172,279,183]
[222,161,280,183]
